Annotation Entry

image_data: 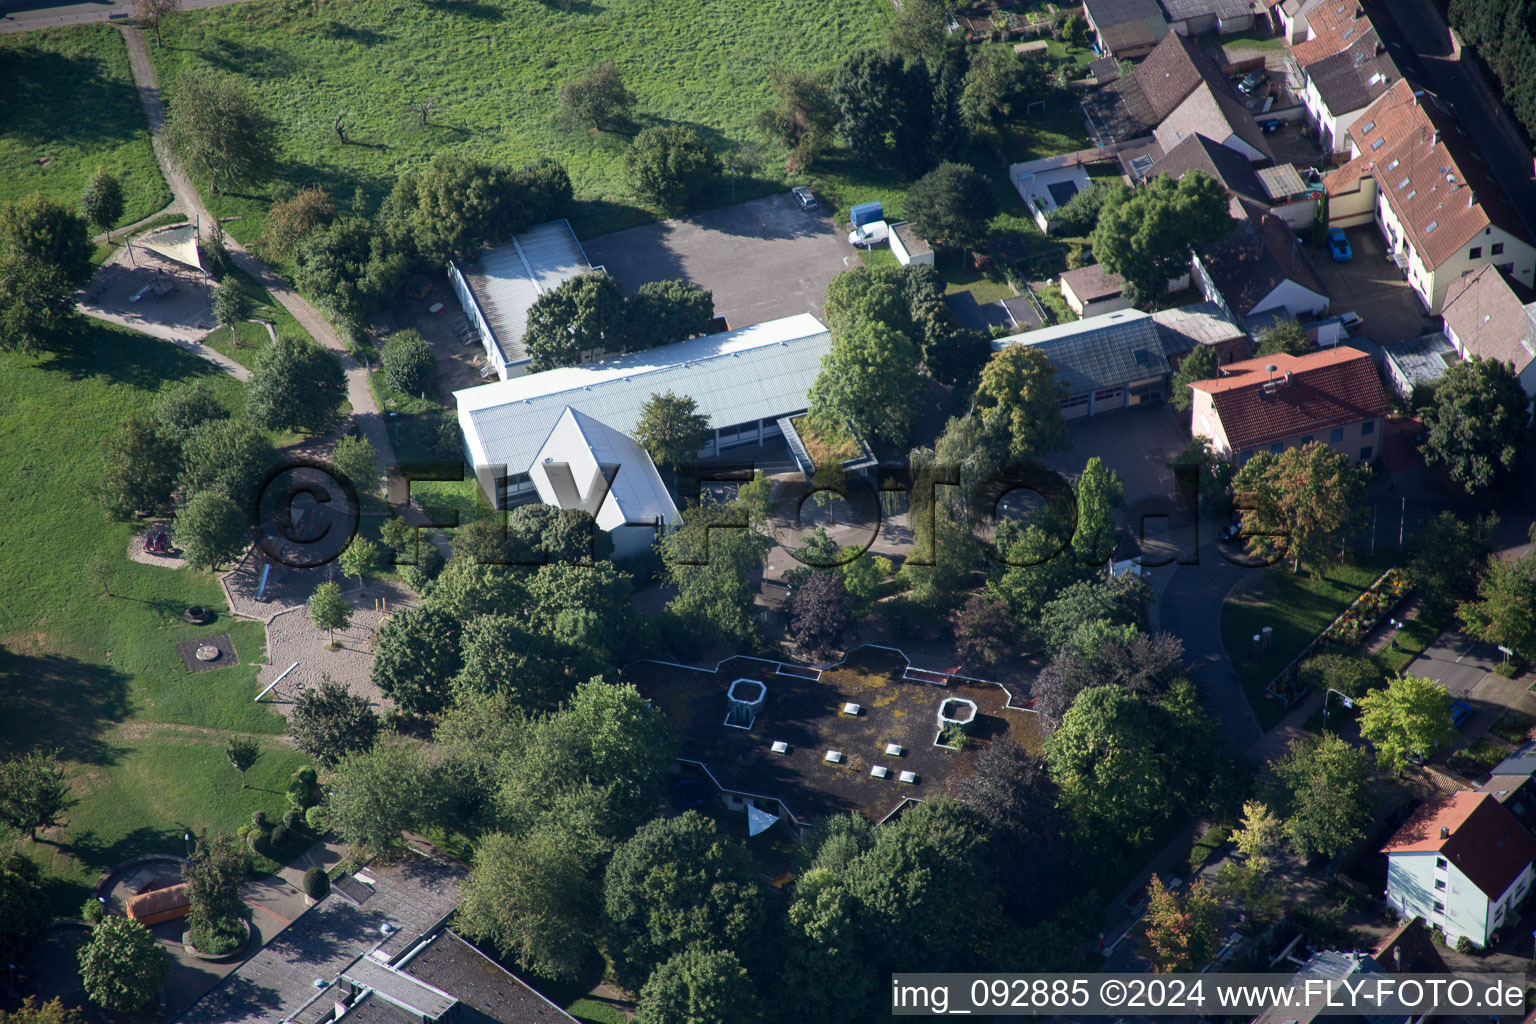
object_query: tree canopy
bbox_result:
[623,125,722,213]
[289,675,380,767]
[0,193,94,353]
[371,606,463,716]
[523,272,626,371]
[1090,171,1231,304]
[165,69,277,195]
[381,329,437,397]
[1458,542,1536,662]
[172,489,248,571]
[1270,732,1373,861]
[1358,673,1458,774]
[1231,442,1368,574]
[1170,346,1218,413]
[77,916,168,1013]
[246,334,347,432]
[904,162,999,252]
[1421,355,1531,494]
[807,319,923,447]
[973,344,1070,460]
[558,61,635,133]
[80,169,124,233]
[633,391,712,471]
[0,751,73,841]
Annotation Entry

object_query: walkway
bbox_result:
[115,23,400,475]
[0,0,254,34]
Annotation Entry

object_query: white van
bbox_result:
[847,220,889,247]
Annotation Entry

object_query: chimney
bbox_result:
[1440,825,1450,839]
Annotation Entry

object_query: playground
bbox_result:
[79,225,221,352]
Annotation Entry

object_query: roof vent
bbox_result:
[825,750,844,764]
[727,678,767,728]
[885,743,904,757]
[1440,826,1450,838]
[870,765,890,779]
[771,740,789,754]
[379,922,396,936]
[842,702,861,716]
[313,980,330,990]
[898,770,918,784]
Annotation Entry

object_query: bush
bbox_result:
[302,866,331,900]
[287,767,319,809]
[251,810,268,830]
[270,824,293,852]
[82,898,106,925]
[305,804,330,832]
[282,808,302,831]
[1298,652,1379,700]
[380,330,437,397]
[1048,179,1125,236]
[1455,935,1476,955]
[623,124,722,213]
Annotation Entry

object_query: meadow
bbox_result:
[0,25,173,228]
[0,321,306,912]
[147,0,894,243]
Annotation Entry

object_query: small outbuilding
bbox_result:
[1058,264,1132,318]
[889,222,934,267]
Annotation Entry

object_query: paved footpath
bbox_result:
[0,0,251,34]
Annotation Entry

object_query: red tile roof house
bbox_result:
[1383,791,1536,950]
[1439,265,1536,406]
[1188,346,1394,463]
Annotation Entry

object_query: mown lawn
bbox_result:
[0,320,306,913]
[147,0,893,244]
[201,268,317,370]
[1221,556,1393,730]
[0,25,172,227]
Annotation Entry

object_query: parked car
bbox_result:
[1260,118,1281,134]
[1239,70,1269,96]
[1327,228,1352,262]
[848,220,889,247]
[1450,700,1473,730]
[791,185,817,210]
[1338,311,1363,333]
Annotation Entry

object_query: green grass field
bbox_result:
[0,25,172,228]
[147,0,893,244]
[0,320,305,913]
[202,268,318,370]
[1221,557,1392,730]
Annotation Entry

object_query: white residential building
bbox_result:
[1383,792,1536,949]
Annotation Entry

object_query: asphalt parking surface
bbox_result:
[1308,225,1437,343]
[583,192,855,330]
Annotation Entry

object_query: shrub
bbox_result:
[305,804,330,832]
[282,808,302,831]
[1455,935,1476,955]
[287,767,319,809]
[302,866,330,900]
[270,824,293,852]
[82,898,106,925]
[251,810,268,830]
[380,330,437,397]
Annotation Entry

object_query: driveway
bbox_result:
[1307,225,1437,343]
[583,193,854,330]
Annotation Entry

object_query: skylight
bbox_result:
[1342,26,1355,40]
[1425,220,1439,233]
[1387,158,1399,170]
[1362,120,1376,133]
[1397,176,1410,190]
[1371,137,1385,150]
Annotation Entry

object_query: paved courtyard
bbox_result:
[1309,224,1438,343]
[583,192,854,329]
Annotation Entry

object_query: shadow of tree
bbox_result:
[0,47,139,147]
[36,318,232,392]
[0,646,130,766]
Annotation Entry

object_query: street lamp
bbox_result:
[1389,617,1402,650]
[184,831,193,858]
[1322,687,1355,727]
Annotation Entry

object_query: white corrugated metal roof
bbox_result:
[531,408,680,532]
[457,312,831,477]
[453,221,591,369]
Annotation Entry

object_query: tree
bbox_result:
[77,916,168,1013]
[0,855,49,964]
[1358,673,1457,774]
[178,418,275,506]
[823,263,913,337]
[558,61,634,132]
[627,279,715,351]
[1072,456,1125,567]
[454,615,572,710]
[379,154,569,265]
[152,379,228,446]
[986,519,1087,628]
[509,503,616,564]
[1231,442,1368,574]
[1233,799,1285,862]
[260,186,335,261]
[753,66,838,172]
[427,559,529,622]
[225,737,259,788]
[624,125,722,213]
[173,489,247,571]
[212,281,252,334]
[1048,179,1129,237]
[247,334,346,432]
[523,272,626,371]
[1091,171,1232,304]
[80,169,124,235]
[380,329,437,396]
[604,812,770,990]
[633,391,712,472]
[1171,346,1219,412]
[962,45,1043,132]
[1298,652,1379,700]
[1140,876,1220,972]
[99,413,179,518]
[904,162,998,253]
[371,606,463,715]
[1411,511,1497,620]
[888,0,952,65]
[1,999,84,1024]
[1458,546,1536,662]
[183,832,249,952]
[1271,732,1373,861]
[786,570,850,657]
[659,502,771,653]
[1422,355,1531,494]
[0,193,92,354]
[1254,318,1311,357]
[290,675,380,767]
[1032,627,1181,728]
[327,743,434,854]
[292,215,408,322]
[330,434,381,500]
[456,827,595,980]
[165,69,277,194]
[831,49,934,173]
[952,739,1068,920]
[132,0,179,45]
[807,320,922,446]
[308,581,351,647]
[1170,435,1234,503]
[338,537,381,594]
[1035,572,1151,652]
[973,344,1070,460]
[636,948,758,1024]
[954,595,1014,671]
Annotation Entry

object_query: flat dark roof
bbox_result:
[623,646,1041,826]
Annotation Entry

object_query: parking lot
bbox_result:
[583,192,854,329]
[1309,224,1437,343]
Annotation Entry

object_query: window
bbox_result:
[1093,386,1124,403]
[1362,120,1376,134]
[1062,393,1090,409]
[1425,220,1439,234]
[1437,857,1448,870]
[1361,445,1373,460]
[1361,419,1375,436]
[1493,242,1505,255]
[1330,427,1345,443]
[1371,136,1386,150]
[1270,443,1284,454]
[1433,901,1446,914]
[1470,246,1482,259]
[1301,435,1314,444]
[1435,879,1447,891]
